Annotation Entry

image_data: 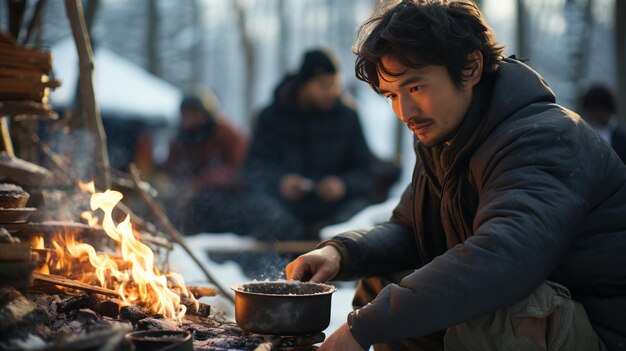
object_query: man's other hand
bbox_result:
[286,245,341,282]
[316,176,346,202]
[319,323,366,351]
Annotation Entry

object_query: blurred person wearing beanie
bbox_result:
[244,48,375,240]
[159,92,249,234]
[580,85,626,163]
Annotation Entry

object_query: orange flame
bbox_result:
[78,180,96,194]
[31,236,50,274]
[48,185,196,320]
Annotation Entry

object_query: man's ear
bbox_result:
[464,50,483,87]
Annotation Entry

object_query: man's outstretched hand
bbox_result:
[285,245,341,282]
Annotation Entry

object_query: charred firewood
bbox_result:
[187,286,217,298]
[119,305,147,323]
[56,294,90,314]
[87,294,121,319]
[0,288,51,347]
[197,302,211,318]
[135,316,181,331]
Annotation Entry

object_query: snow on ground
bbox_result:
[169,233,357,337]
[319,197,399,240]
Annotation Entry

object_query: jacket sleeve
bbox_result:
[337,111,374,198]
[321,182,421,280]
[244,110,286,193]
[347,117,596,348]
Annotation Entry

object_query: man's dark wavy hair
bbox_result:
[354,0,504,92]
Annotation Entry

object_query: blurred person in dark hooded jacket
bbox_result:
[244,48,375,240]
[160,92,249,234]
[580,85,626,164]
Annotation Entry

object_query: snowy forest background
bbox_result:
[0,0,624,185]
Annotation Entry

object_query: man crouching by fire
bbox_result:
[286,1,626,350]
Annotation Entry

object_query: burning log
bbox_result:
[33,272,119,297]
[187,286,217,298]
[119,305,147,323]
[88,294,121,319]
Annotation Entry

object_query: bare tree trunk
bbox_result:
[146,0,160,76]
[71,0,99,130]
[516,0,528,59]
[573,0,593,101]
[21,0,46,45]
[233,0,256,123]
[64,0,111,190]
[7,0,26,39]
[190,0,203,89]
[277,0,289,75]
[617,0,626,124]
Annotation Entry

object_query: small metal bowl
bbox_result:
[125,330,193,351]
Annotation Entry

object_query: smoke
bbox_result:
[210,250,295,281]
[26,127,99,222]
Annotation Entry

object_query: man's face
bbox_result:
[377,55,475,147]
[300,73,340,111]
[180,108,207,131]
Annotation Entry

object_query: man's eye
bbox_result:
[409,86,423,93]
[385,94,396,101]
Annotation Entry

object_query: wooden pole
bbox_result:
[21,0,46,45]
[233,0,256,124]
[0,117,15,157]
[64,0,111,191]
[33,272,119,297]
[7,0,27,39]
[516,0,528,59]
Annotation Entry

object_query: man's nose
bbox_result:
[398,96,419,123]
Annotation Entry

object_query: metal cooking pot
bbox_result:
[231,280,336,335]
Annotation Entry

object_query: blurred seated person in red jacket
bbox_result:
[244,48,375,240]
[159,92,249,234]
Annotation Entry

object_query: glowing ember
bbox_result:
[46,181,196,320]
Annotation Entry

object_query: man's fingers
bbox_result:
[310,267,332,283]
[286,259,309,281]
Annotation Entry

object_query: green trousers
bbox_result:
[353,276,607,351]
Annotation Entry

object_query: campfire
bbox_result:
[0,180,322,351]
[41,181,197,321]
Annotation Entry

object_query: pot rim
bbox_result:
[231,280,336,297]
